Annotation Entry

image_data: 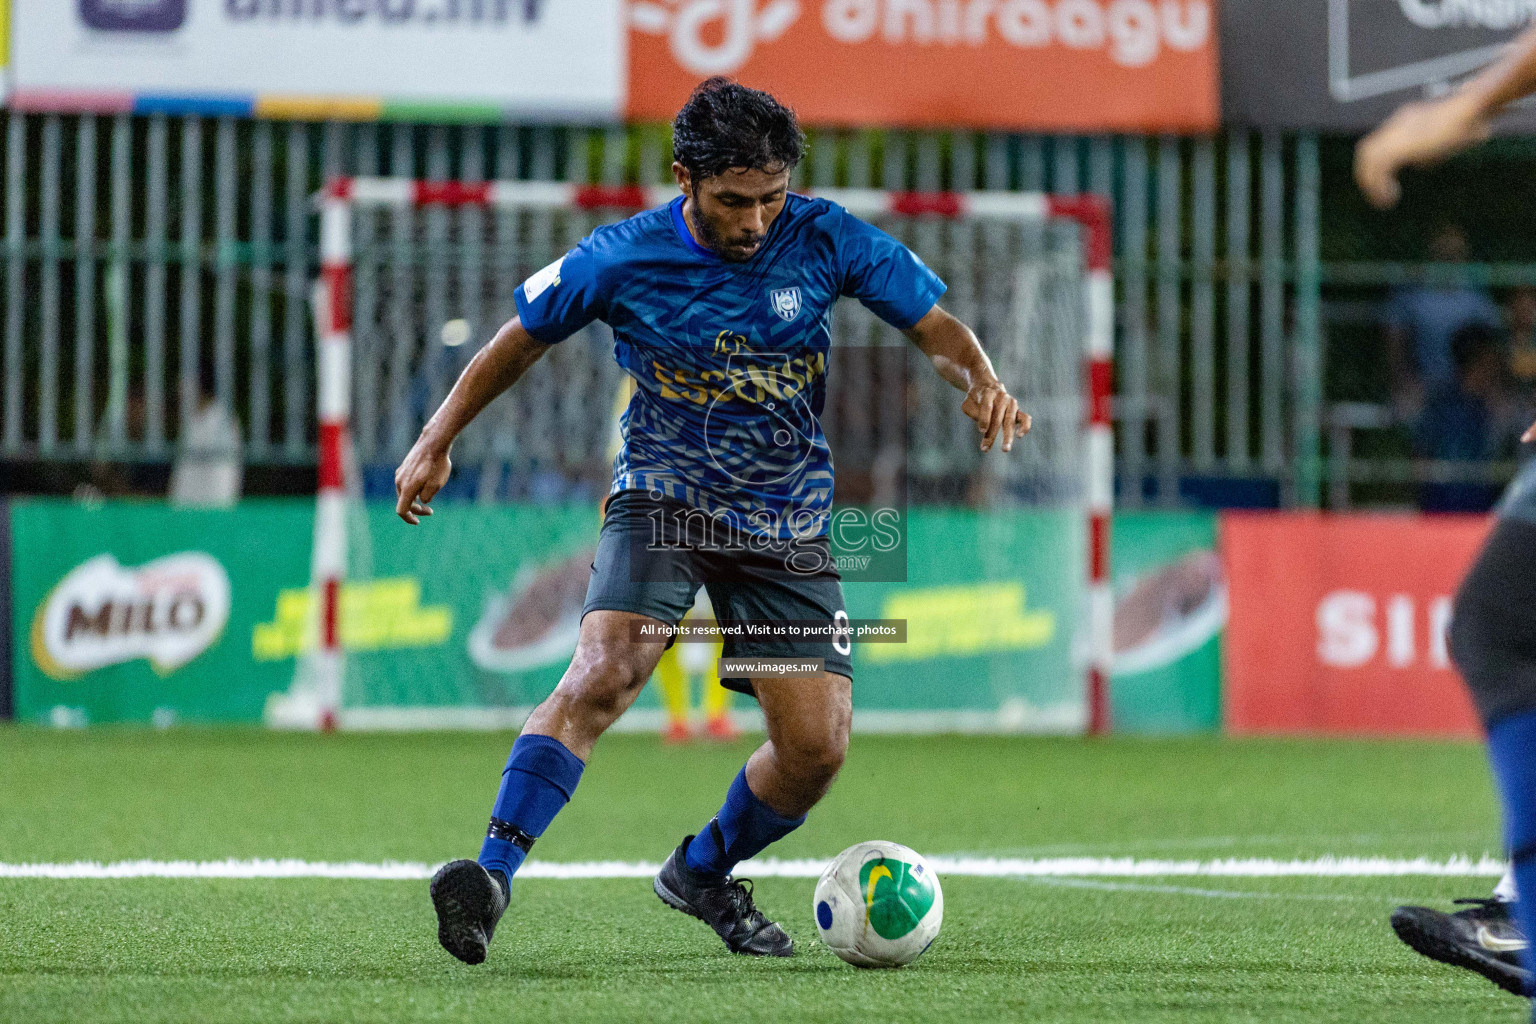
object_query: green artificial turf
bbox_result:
[0,729,1523,1022]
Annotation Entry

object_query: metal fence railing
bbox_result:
[0,113,1327,507]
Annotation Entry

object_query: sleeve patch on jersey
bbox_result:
[521,256,565,303]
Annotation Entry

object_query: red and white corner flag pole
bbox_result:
[311,183,354,732]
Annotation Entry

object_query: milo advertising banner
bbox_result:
[9,499,595,728]
[9,500,1218,733]
[12,500,311,725]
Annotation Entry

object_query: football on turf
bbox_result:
[813,841,943,968]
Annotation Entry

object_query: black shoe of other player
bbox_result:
[653,837,794,957]
[1391,898,1530,996]
[430,859,509,965]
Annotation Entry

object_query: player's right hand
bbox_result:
[1355,93,1491,209]
[394,438,452,525]
[962,381,1031,454]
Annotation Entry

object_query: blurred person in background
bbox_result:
[1509,286,1536,387]
[1357,21,1536,1001]
[1508,287,1536,455]
[1413,322,1517,513]
[655,589,738,744]
[169,363,243,507]
[1385,223,1501,417]
[605,376,737,746]
[605,376,738,744]
[81,387,153,499]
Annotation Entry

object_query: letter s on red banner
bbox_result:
[1222,513,1488,737]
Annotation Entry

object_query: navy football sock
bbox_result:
[477,734,585,884]
[1486,707,1536,993]
[684,767,806,880]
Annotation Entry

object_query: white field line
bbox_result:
[1019,876,1404,902]
[0,855,1507,881]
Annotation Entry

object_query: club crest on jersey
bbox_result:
[769,287,802,323]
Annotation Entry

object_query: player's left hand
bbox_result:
[1524,419,1536,445]
[962,381,1031,453]
[1355,93,1491,209]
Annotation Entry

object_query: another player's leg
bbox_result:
[700,640,740,741]
[1432,511,1536,995]
[432,609,670,964]
[654,671,852,956]
[655,645,695,744]
[1498,865,1523,905]
[1390,885,1528,996]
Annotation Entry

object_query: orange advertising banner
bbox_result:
[626,0,1220,133]
[1222,513,1491,738]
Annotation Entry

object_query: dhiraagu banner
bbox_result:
[9,500,1213,733]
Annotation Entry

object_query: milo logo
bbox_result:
[859,855,935,940]
[32,552,231,679]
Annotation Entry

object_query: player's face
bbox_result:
[674,163,791,263]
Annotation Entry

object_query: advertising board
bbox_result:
[11,0,622,120]
[1222,0,1536,131]
[1222,512,1487,737]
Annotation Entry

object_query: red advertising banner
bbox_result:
[1222,513,1490,738]
[626,0,1220,132]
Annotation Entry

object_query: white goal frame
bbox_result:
[311,178,1115,733]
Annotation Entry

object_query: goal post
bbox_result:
[284,178,1114,734]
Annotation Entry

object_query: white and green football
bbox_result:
[813,841,943,968]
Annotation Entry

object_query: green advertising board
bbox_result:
[11,500,310,725]
[9,500,1218,733]
[9,499,596,727]
[840,508,1083,729]
[1109,512,1223,733]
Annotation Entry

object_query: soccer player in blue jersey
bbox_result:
[1357,26,1536,1000]
[394,78,1031,963]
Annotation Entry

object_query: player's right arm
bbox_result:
[1356,25,1536,208]
[395,237,610,524]
[1356,26,1536,442]
[394,317,551,524]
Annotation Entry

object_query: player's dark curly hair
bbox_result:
[672,78,804,184]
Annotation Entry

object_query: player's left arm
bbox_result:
[903,305,1032,454]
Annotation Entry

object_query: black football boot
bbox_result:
[429,859,510,965]
[653,835,794,957]
[1391,898,1529,996]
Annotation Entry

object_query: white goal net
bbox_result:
[268,180,1112,734]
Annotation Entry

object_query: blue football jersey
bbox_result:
[514,193,946,539]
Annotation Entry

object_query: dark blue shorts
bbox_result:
[1452,459,1536,724]
[581,489,853,696]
